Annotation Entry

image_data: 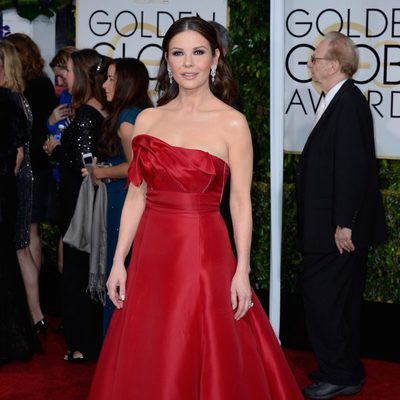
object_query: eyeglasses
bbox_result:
[310,55,333,63]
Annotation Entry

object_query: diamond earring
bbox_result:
[167,68,173,84]
[210,65,217,83]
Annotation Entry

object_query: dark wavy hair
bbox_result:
[70,49,110,110]
[97,58,153,158]
[6,33,46,82]
[156,17,238,106]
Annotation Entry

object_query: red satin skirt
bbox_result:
[88,191,302,400]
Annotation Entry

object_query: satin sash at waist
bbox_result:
[146,190,220,214]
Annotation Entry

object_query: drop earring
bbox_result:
[210,65,217,83]
[167,68,173,84]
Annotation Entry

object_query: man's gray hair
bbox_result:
[324,31,359,77]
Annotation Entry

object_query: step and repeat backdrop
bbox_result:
[284,1,400,158]
[76,0,228,95]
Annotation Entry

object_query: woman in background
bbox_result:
[47,46,76,277]
[45,49,109,362]
[89,58,152,335]
[0,40,33,363]
[7,33,58,300]
[0,39,45,337]
[47,46,76,137]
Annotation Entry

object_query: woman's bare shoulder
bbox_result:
[135,107,160,122]
[220,107,249,137]
[133,108,164,134]
[212,98,246,125]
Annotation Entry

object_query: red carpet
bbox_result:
[0,317,399,400]
[286,350,400,400]
[0,317,96,400]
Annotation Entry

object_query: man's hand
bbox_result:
[335,226,355,254]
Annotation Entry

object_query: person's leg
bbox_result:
[29,222,42,270]
[342,248,368,381]
[16,246,44,325]
[301,250,366,386]
[62,244,101,360]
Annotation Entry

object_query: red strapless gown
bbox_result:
[88,134,302,400]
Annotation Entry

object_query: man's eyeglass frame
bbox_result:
[310,55,334,63]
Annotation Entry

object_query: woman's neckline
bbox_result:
[133,133,229,167]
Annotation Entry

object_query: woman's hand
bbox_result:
[43,136,60,156]
[230,269,253,320]
[90,157,102,185]
[48,104,70,125]
[81,167,89,177]
[106,261,127,309]
[81,158,102,184]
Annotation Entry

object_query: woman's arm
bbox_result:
[106,115,151,309]
[226,113,254,320]
[107,181,146,309]
[14,146,24,175]
[92,121,134,181]
[47,105,101,170]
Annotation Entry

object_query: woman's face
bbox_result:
[65,58,75,93]
[52,66,68,88]
[102,63,116,102]
[166,30,219,91]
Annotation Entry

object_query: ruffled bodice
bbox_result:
[128,134,230,196]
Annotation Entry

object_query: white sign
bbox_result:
[1,9,56,78]
[284,1,400,159]
[76,0,228,93]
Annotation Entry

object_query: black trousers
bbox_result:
[60,169,102,359]
[62,244,102,359]
[301,249,367,386]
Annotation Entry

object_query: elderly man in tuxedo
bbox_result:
[297,32,386,400]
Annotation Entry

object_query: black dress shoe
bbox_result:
[308,370,365,385]
[302,382,362,399]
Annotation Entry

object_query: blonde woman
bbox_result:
[0,39,34,362]
[7,33,58,278]
[0,39,48,335]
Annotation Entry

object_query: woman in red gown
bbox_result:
[88,17,302,400]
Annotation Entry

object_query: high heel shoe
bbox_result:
[64,350,86,363]
[32,318,47,335]
[32,319,47,353]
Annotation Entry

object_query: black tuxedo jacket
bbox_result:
[296,79,386,253]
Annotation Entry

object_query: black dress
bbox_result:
[24,76,58,223]
[0,87,33,363]
[52,104,104,359]
[12,93,33,250]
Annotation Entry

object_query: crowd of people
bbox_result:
[0,36,154,364]
[0,16,385,400]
